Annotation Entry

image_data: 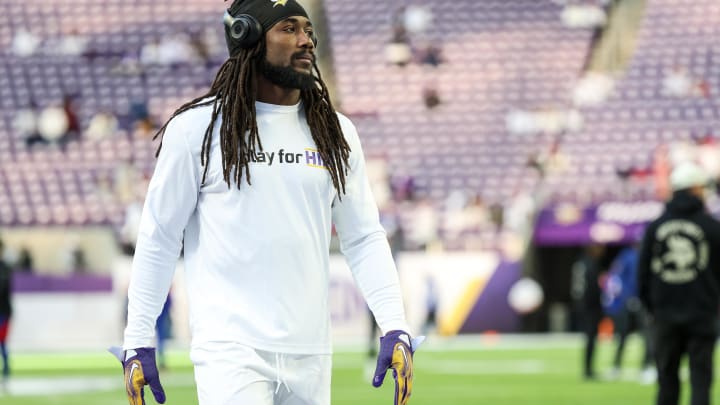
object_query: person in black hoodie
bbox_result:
[0,239,11,380]
[572,243,606,380]
[638,162,720,405]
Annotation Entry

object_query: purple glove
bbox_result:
[372,330,418,405]
[111,347,166,405]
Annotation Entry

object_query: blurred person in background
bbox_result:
[416,41,443,67]
[36,95,81,150]
[662,66,693,98]
[489,202,505,233]
[189,29,213,68]
[571,243,606,380]
[638,162,720,405]
[385,39,412,67]
[115,0,419,404]
[113,158,142,205]
[603,243,655,383]
[16,247,33,274]
[57,28,88,57]
[86,109,119,141]
[421,276,438,336]
[11,28,40,57]
[156,32,196,67]
[140,37,163,66]
[60,95,81,146]
[155,294,172,371]
[0,239,12,380]
[126,97,155,136]
[385,6,412,67]
[37,101,69,146]
[14,100,44,149]
[422,84,441,109]
[71,247,88,274]
[406,196,439,250]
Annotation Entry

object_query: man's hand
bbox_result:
[110,347,166,405]
[372,330,423,405]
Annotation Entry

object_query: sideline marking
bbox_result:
[0,373,195,397]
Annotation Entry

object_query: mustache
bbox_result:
[292,51,315,63]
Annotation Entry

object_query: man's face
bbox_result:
[259,16,316,90]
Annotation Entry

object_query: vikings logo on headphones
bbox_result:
[271,0,289,7]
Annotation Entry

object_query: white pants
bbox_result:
[191,342,332,405]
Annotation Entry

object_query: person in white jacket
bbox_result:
[113,1,420,404]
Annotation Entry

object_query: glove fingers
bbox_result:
[372,361,389,387]
[126,382,145,405]
[391,342,414,405]
[125,359,146,405]
[394,373,411,405]
[148,377,167,404]
[375,330,417,404]
[393,369,412,405]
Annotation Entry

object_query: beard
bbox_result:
[259,57,317,90]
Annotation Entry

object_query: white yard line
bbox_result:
[332,333,588,353]
[424,359,548,375]
[0,373,196,397]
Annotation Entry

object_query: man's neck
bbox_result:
[256,75,301,105]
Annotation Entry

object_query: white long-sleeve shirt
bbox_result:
[123,100,409,354]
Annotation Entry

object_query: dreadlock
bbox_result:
[153,35,350,196]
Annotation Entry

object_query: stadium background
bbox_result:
[0,0,719,403]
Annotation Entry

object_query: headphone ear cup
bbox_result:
[224,11,263,48]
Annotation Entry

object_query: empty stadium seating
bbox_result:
[544,0,720,203]
[325,0,595,247]
[2,0,717,252]
[0,0,225,227]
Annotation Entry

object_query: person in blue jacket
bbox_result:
[603,243,655,382]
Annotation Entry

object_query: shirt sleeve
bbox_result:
[331,117,411,336]
[123,119,200,349]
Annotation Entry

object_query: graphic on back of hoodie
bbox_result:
[652,219,708,284]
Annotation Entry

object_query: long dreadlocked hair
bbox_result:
[152,27,351,196]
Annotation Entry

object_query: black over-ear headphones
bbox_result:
[223,10,263,48]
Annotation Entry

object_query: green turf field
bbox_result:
[0,335,714,404]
